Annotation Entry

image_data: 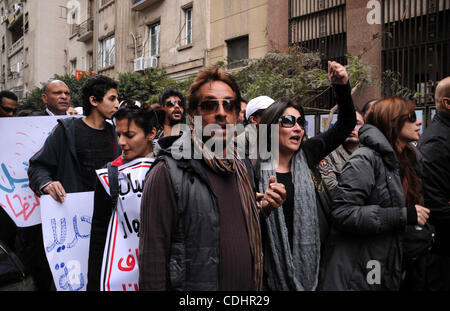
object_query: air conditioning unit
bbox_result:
[144,56,158,69]
[133,57,145,72]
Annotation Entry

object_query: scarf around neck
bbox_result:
[259,149,321,291]
[192,134,263,290]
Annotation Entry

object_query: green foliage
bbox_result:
[18,50,373,113]
[382,70,421,101]
[19,69,192,112]
[229,49,373,108]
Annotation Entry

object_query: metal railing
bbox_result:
[289,0,347,109]
[381,0,450,105]
[78,17,94,37]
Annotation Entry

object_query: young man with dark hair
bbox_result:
[0,90,19,117]
[158,88,186,137]
[24,75,121,291]
[138,66,286,291]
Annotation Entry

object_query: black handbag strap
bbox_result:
[107,162,119,211]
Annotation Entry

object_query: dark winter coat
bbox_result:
[318,124,409,291]
[146,135,257,291]
[27,118,120,196]
[417,110,450,256]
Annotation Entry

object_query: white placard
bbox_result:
[97,157,154,291]
[41,191,94,291]
[304,115,316,138]
[0,116,76,227]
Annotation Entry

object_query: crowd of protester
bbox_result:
[0,62,449,292]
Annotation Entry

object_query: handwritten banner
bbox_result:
[97,157,154,291]
[0,116,76,227]
[41,191,94,291]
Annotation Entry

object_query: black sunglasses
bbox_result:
[0,105,17,114]
[165,99,184,108]
[199,99,238,113]
[406,111,417,123]
[278,115,305,128]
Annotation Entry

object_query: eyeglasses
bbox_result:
[164,99,184,108]
[278,115,305,128]
[0,105,17,114]
[199,99,238,113]
[406,111,417,123]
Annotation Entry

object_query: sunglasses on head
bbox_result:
[199,99,238,113]
[165,99,184,108]
[406,111,417,123]
[278,115,305,128]
[119,100,142,110]
[0,105,17,114]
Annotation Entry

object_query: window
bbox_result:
[184,7,192,45]
[99,35,115,69]
[87,51,93,71]
[149,22,160,56]
[226,36,249,69]
[70,58,77,75]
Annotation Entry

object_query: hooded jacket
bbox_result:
[318,124,410,291]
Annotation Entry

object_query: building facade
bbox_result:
[287,0,450,126]
[66,0,272,80]
[0,0,68,98]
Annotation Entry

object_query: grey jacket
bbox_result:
[318,144,352,190]
[318,124,408,291]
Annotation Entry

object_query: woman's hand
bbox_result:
[415,204,430,226]
[328,61,349,85]
[257,176,286,216]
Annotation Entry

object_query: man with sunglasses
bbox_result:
[0,90,19,118]
[418,76,450,290]
[319,110,365,191]
[139,66,286,291]
[158,88,186,137]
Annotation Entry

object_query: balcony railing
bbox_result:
[77,17,94,42]
[7,36,23,57]
[132,0,163,11]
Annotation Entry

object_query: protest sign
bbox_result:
[41,191,94,291]
[0,116,76,227]
[96,157,154,291]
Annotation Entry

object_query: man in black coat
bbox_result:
[418,76,450,290]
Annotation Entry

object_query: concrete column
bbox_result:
[346,1,382,110]
[267,0,289,53]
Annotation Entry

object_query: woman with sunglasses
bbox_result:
[257,61,356,291]
[87,105,164,290]
[319,97,432,291]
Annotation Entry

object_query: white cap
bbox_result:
[245,96,275,120]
